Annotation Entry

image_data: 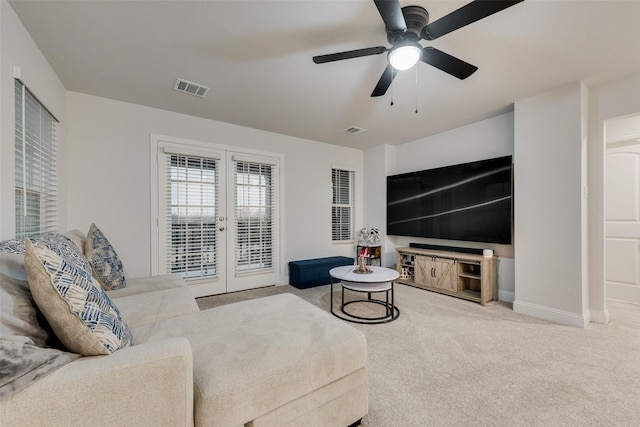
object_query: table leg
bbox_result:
[330,278,335,316]
[386,289,390,317]
[391,281,395,319]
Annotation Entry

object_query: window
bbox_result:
[234,160,274,273]
[14,80,58,238]
[167,153,219,280]
[332,168,355,242]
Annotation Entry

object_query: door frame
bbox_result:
[149,134,284,296]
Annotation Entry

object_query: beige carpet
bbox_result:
[197,285,640,426]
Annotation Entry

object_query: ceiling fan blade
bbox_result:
[373,0,407,33]
[313,46,387,64]
[421,47,478,80]
[422,0,524,41]
[371,64,397,97]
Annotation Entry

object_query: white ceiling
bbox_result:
[9,0,640,150]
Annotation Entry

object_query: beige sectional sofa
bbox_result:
[0,229,368,426]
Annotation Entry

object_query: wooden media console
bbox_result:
[395,247,497,306]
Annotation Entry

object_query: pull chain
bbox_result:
[390,68,395,106]
[415,65,419,114]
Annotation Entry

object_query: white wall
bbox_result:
[367,112,516,300]
[606,114,640,141]
[394,112,515,177]
[513,82,587,326]
[363,143,397,267]
[65,92,363,280]
[0,0,67,240]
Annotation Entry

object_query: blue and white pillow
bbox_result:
[0,232,92,348]
[0,233,92,274]
[84,224,127,291]
[24,239,134,356]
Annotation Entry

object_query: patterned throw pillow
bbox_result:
[1,249,79,399]
[0,233,91,348]
[84,223,126,290]
[0,233,92,274]
[24,239,134,356]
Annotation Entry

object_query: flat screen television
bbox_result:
[387,155,513,245]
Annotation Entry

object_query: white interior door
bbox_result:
[605,142,640,304]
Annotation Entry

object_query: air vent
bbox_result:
[174,78,210,97]
[343,126,366,135]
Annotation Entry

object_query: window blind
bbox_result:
[234,160,274,274]
[332,168,355,241]
[167,154,219,280]
[14,80,57,239]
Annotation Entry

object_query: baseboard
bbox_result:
[589,308,610,325]
[513,300,589,328]
[606,282,640,305]
[498,290,515,304]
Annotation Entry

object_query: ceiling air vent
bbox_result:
[174,78,210,97]
[343,126,366,135]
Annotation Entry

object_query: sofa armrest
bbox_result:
[0,337,194,427]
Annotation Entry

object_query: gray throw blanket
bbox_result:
[0,335,79,399]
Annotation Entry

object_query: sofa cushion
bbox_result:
[24,239,134,356]
[106,274,186,299]
[132,293,367,427]
[63,229,86,252]
[84,223,126,291]
[112,287,199,328]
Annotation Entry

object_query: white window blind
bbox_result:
[14,80,58,239]
[167,154,219,280]
[332,168,355,241]
[234,160,274,273]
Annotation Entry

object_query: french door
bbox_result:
[153,136,280,297]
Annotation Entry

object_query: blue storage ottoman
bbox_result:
[289,256,354,289]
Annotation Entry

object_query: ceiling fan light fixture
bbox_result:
[389,42,422,71]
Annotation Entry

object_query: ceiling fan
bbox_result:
[313,0,524,97]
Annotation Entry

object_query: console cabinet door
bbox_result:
[415,256,457,292]
[414,256,429,286]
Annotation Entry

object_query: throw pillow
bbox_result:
[0,234,92,348]
[0,233,93,348]
[1,236,83,398]
[0,233,92,274]
[24,238,134,356]
[84,223,127,290]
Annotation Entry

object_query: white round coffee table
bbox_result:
[329,265,400,324]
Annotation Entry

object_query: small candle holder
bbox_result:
[353,256,372,274]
